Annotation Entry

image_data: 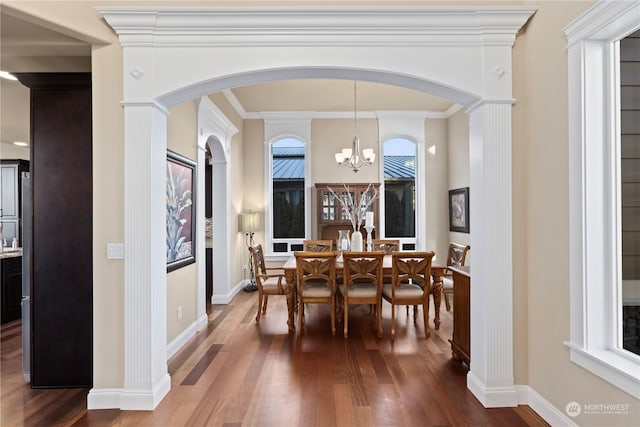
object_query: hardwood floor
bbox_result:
[1,291,548,426]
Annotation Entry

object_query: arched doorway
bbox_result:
[97,5,535,410]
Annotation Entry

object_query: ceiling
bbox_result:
[0,10,454,150]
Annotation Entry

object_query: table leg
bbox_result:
[432,269,443,330]
[285,271,296,333]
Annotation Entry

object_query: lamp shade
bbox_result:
[239,212,261,233]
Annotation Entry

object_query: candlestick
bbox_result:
[365,225,374,251]
[365,211,374,228]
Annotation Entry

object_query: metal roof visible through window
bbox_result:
[272,147,414,180]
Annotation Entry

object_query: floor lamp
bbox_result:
[239,212,261,292]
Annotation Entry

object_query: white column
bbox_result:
[196,135,208,330]
[467,101,516,407]
[211,155,232,303]
[121,102,171,410]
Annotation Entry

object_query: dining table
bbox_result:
[281,253,446,333]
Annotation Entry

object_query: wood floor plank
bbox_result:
[1,291,549,427]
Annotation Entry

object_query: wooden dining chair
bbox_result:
[442,243,470,311]
[338,251,385,338]
[303,239,334,252]
[249,244,288,323]
[294,251,337,336]
[382,251,435,339]
[371,239,400,255]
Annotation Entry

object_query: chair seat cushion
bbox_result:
[338,283,378,298]
[382,283,424,299]
[301,281,332,298]
[442,276,454,289]
[261,276,284,292]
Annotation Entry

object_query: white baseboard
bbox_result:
[87,388,122,409]
[197,312,208,331]
[467,372,518,407]
[167,320,198,359]
[88,375,171,410]
[516,385,578,427]
[211,280,244,304]
[120,374,171,410]
[466,375,577,426]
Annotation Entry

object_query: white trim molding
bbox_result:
[564,0,640,399]
[97,6,536,48]
[97,4,536,411]
[197,96,238,306]
[262,115,312,256]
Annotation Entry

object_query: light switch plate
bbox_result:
[107,243,124,259]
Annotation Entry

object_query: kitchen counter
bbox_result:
[0,248,23,259]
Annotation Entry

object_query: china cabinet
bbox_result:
[315,183,379,243]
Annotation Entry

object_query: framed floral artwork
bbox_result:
[449,187,469,233]
[166,150,196,271]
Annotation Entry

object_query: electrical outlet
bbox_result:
[177,306,183,320]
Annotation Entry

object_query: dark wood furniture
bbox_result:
[315,183,379,242]
[449,265,471,365]
[282,254,446,334]
[1,253,22,323]
[16,72,93,388]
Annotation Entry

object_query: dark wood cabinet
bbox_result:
[16,73,93,388]
[449,266,471,366]
[1,255,22,323]
[315,183,379,243]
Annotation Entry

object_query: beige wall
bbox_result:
[514,1,638,425]
[425,118,450,263]
[311,118,380,187]
[91,38,125,388]
[166,101,198,343]
[447,109,470,248]
[5,1,639,424]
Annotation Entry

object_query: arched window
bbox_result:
[383,138,416,246]
[270,137,306,253]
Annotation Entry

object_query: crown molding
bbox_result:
[97,6,536,48]
[564,0,640,48]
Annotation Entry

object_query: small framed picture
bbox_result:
[166,150,196,272]
[449,187,470,233]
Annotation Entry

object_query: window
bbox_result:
[383,138,416,245]
[565,0,640,398]
[620,29,640,357]
[270,138,306,252]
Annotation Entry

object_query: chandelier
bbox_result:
[334,81,375,172]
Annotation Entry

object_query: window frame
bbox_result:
[381,137,418,247]
[265,135,311,258]
[565,0,640,399]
